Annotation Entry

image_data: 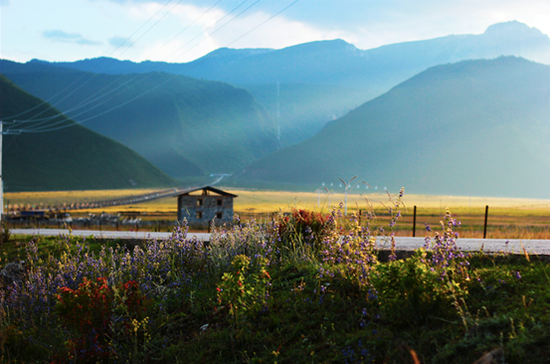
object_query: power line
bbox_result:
[6,0,237,131]
[7,0,302,134]
[1,0,179,121]
[114,0,186,60]
[31,0,251,128]
[6,1,254,132]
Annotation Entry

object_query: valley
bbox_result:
[1,21,550,200]
[6,188,550,238]
[3,7,550,362]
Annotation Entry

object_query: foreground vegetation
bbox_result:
[1,193,550,363]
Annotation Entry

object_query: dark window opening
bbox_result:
[197,198,203,206]
[216,212,223,219]
[217,199,223,206]
[196,211,203,219]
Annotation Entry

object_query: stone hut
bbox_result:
[176,186,237,227]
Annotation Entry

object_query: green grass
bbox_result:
[2,216,550,363]
[1,234,130,264]
[144,253,549,363]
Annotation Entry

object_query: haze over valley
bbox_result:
[4,5,550,363]
[2,17,550,198]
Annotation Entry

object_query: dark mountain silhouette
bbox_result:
[1,60,278,178]
[0,74,176,192]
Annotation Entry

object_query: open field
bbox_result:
[5,188,550,238]
[2,214,550,363]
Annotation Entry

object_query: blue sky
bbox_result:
[1,0,549,63]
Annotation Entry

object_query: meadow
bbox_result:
[1,193,550,363]
[6,188,550,238]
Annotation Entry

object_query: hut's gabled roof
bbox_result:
[174,185,238,198]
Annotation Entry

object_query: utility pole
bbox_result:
[317,188,320,207]
[0,120,19,222]
[315,187,327,208]
[340,176,358,216]
[1,121,3,222]
[276,81,281,145]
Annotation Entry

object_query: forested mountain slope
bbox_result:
[1,61,278,177]
[0,74,176,191]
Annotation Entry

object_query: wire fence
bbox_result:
[4,202,550,239]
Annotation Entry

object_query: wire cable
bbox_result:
[39,0,248,124]
[1,0,177,120]
[8,0,302,134]
[9,0,258,132]
[6,0,231,130]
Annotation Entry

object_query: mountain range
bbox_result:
[0,74,175,192]
[3,21,550,197]
[239,56,550,199]
[28,21,550,148]
[33,21,550,87]
[1,60,278,178]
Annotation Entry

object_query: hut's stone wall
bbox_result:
[177,194,234,227]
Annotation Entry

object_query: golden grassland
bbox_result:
[5,189,163,207]
[6,187,550,215]
[229,188,550,214]
[5,187,550,238]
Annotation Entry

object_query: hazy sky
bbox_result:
[1,0,549,63]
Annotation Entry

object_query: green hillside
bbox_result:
[0,74,176,192]
[1,61,278,177]
[239,57,550,199]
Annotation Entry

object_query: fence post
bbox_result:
[483,205,489,239]
[359,210,362,227]
[412,205,417,237]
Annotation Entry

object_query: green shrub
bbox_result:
[0,221,10,244]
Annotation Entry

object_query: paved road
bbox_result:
[12,229,550,255]
[12,228,210,241]
[376,236,550,256]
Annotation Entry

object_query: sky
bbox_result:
[1,0,550,64]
